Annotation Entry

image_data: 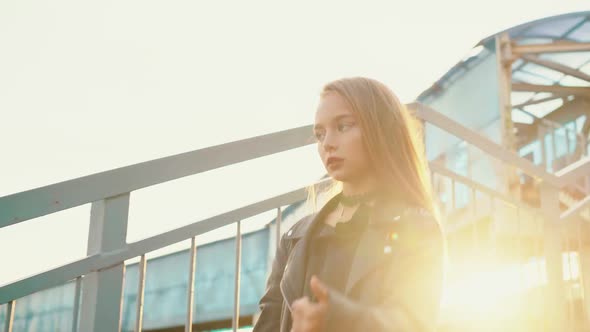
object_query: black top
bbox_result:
[303,199,371,302]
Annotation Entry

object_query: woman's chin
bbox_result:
[327,170,351,182]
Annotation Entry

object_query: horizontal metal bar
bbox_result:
[555,157,590,186]
[4,102,585,231]
[561,194,590,221]
[512,83,590,98]
[0,124,314,228]
[430,163,539,214]
[0,182,318,304]
[412,102,590,189]
[409,102,560,186]
[522,54,590,82]
[513,42,590,54]
[512,94,567,109]
[2,101,587,305]
[0,255,98,305]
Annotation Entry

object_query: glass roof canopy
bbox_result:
[418,11,590,127]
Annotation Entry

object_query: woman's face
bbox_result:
[314,92,371,183]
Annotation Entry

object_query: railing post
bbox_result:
[496,32,521,200]
[72,277,82,332]
[579,226,590,329]
[539,125,547,171]
[232,221,242,332]
[539,183,566,330]
[79,193,130,332]
[4,300,15,332]
[185,237,197,332]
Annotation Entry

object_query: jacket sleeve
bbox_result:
[252,232,290,332]
[324,217,446,332]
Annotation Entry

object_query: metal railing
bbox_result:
[1,103,590,331]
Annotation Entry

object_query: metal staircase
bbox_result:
[1,103,590,331]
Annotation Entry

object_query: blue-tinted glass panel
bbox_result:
[522,16,586,39]
[545,133,554,172]
[569,21,590,42]
[566,122,577,153]
[513,70,555,85]
[520,140,542,165]
[559,75,590,87]
[523,98,563,118]
[521,63,565,81]
[576,115,587,133]
[554,127,568,158]
[540,52,590,69]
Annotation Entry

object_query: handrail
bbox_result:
[1,102,588,309]
[560,194,590,221]
[515,105,584,150]
[2,103,587,230]
[410,102,590,188]
[540,118,585,144]
[0,184,312,304]
[0,125,313,229]
[1,160,539,305]
[554,155,590,185]
[408,102,560,185]
[430,163,539,214]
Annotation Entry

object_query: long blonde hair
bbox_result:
[307,77,437,217]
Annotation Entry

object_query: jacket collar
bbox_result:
[280,193,340,309]
[345,200,434,294]
[280,192,433,306]
[283,193,341,239]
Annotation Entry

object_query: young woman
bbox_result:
[253,77,446,332]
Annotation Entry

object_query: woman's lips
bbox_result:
[327,157,344,168]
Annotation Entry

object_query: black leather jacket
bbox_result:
[253,195,446,332]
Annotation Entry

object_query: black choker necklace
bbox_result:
[339,191,375,207]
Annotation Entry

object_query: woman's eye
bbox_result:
[338,123,354,132]
[314,131,325,141]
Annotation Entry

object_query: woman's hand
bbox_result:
[290,276,329,332]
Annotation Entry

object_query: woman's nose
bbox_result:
[322,132,337,152]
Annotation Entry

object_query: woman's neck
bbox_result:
[341,177,376,197]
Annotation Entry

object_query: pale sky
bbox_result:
[1,0,588,286]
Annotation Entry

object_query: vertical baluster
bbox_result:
[538,211,548,329]
[539,126,547,171]
[534,212,545,325]
[572,121,578,156]
[4,300,15,332]
[564,228,573,331]
[516,207,525,291]
[551,128,557,171]
[577,220,588,327]
[490,195,497,259]
[72,277,82,332]
[276,207,282,250]
[451,179,456,211]
[186,237,197,332]
[564,230,579,328]
[570,229,578,330]
[471,188,478,252]
[233,221,242,332]
[565,127,572,163]
[135,254,147,332]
